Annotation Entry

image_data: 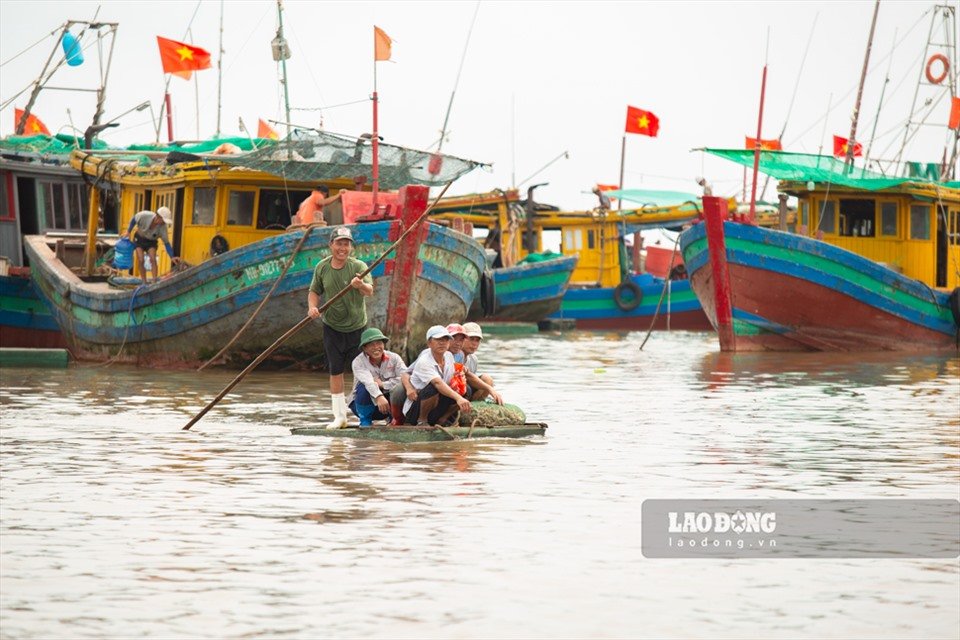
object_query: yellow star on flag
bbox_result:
[176,46,194,61]
[637,114,649,130]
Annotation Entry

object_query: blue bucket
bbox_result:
[113,237,134,270]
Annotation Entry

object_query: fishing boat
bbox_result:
[431,191,578,322]
[433,188,716,330]
[24,131,489,367]
[291,422,547,442]
[680,150,960,352]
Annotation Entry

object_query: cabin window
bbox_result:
[949,210,960,246]
[39,182,66,229]
[133,192,146,213]
[586,229,595,249]
[192,188,216,225]
[909,204,930,240]
[0,173,13,220]
[563,229,582,251]
[818,200,836,234]
[799,201,809,227]
[838,199,874,237]
[879,202,897,237]
[227,190,255,226]
[257,189,308,229]
[66,184,86,230]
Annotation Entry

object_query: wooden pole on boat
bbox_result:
[181,181,454,431]
[845,0,881,167]
[748,30,770,224]
[617,135,627,212]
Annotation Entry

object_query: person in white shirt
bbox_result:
[461,322,502,403]
[347,327,406,427]
[400,325,472,426]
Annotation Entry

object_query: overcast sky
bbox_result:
[0,1,954,209]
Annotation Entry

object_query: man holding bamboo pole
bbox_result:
[308,227,374,429]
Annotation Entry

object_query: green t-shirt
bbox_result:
[309,256,372,332]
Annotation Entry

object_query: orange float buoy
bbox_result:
[925,53,949,84]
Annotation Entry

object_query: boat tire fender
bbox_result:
[613,280,643,312]
[949,287,960,327]
[925,54,949,84]
[481,272,498,317]
[211,235,230,256]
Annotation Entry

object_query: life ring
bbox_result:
[925,54,949,84]
[210,235,229,256]
[949,287,960,327]
[613,280,643,312]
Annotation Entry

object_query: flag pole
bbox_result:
[617,134,626,211]
[372,29,380,214]
[748,29,770,224]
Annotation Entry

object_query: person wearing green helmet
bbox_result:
[347,327,407,427]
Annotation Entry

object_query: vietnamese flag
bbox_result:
[949,97,960,130]
[156,36,211,79]
[745,136,782,151]
[625,106,659,137]
[14,108,50,135]
[374,26,392,61]
[258,118,279,140]
[596,183,619,201]
[833,135,863,157]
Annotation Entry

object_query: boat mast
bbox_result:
[275,0,292,139]
[845,0,881,167]
[748,29,770,223]
[215,0,225,138]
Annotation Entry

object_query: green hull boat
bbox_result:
[290,422,547,443]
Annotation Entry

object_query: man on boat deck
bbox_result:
[295,185,345,225]
[127,207,180,283]
[348,327,406,428]
[308,226,374,429]
[461,322,502,403]
[400,325,472,426]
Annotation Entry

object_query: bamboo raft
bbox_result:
[290,422,547,443]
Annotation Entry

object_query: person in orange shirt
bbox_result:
[295,185,345,225]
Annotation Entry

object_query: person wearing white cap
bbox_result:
[461,322,502,403]
[399,325,472,426]
[308,226,374,429]
[126,207,180,283]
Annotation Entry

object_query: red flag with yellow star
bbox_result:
[156,36,211,79]
[625,106,659,137]
[14,108,50,135]
[745,136,782,151]
[832,135,862,157]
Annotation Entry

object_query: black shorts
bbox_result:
[322,324,362,375]
[133,232,158,251]
[403,382,455,425]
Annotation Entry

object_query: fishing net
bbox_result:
[0,133,107,155]
[216,129,489,188]
[705,148,953,191]
[456,402,526,427]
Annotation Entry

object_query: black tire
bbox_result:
[613,280,643,311]
[210,235,230,256]
[480,272,498,317]
[949,287,960,327]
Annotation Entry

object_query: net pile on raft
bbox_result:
[456,402,526,427]
[215,129,490,188]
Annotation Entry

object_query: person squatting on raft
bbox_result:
[398,325,472,426]
[295,185,345,225]
[127,207,180,282]
[307,226,374,429]
[347,327,407,428]
[460,322,501,402]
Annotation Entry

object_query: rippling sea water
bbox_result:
[1,331,958,639]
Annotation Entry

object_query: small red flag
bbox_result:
[258,118,279,140]
[833,135,862,158]
[374,26,392,62]
[745,136,782,151]
[625,106,659,137]
[596,183,619,202]
[156,36,212,77]
[949,97,960,130]
[14,108,50,135]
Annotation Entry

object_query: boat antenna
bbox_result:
[215,0,225,137]
[845,0,881,168]
[516,150,569,187]
[275,0,293,139]
[864,28,897,166]
[435,1,480,153]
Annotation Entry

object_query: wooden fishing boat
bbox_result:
[290,422,547,442]
[680,151,960,352]
[23,133,489,367]
[433,189,716,330]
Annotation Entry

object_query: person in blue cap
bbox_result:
[347,327,407,427]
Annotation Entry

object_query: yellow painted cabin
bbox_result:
[781,181,960,290]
